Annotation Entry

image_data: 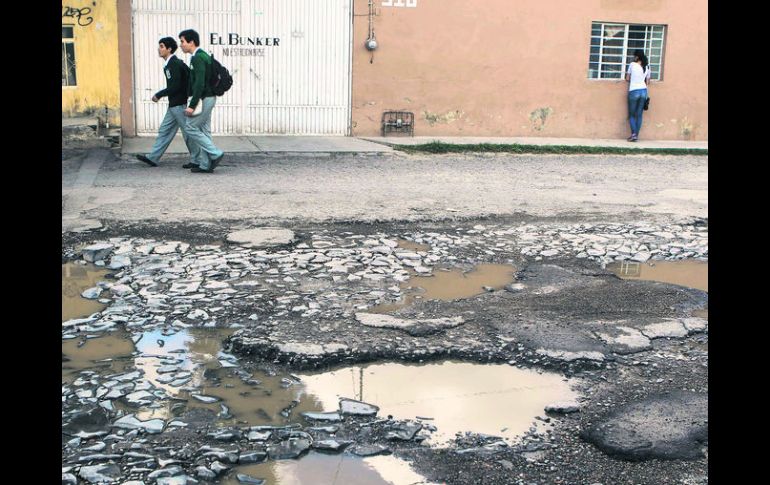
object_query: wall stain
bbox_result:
[423,110,464,126]
[679,116,696,140]
[529,107,553,131]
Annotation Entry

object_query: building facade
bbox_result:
[99,0,707,140]
[351,0,707,141]
[62,1,122,126]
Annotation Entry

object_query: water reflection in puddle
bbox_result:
[299,361,576,444]
[134,329,203,396]
[131,327,239,419]
[131,358,574,441]
[127,327,326,425]
[607,259,708,292]
[370,264,516,313]
[224,452,440,485]
[62,262,109,321]
[64,324,575,444]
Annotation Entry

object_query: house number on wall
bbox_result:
[382,0,417,7]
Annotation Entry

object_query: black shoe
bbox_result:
[136,155,158,167]
[191,167,213,173]
[211,153,224,169]
[182,162,198,169]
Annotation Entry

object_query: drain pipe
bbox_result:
[365,0,378,62]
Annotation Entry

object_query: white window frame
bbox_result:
[62,25,77,88]
[588,21,666,81]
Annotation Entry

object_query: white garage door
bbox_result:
[132,0,352,135]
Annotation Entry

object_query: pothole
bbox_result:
[370,263,516,313]
[298,361,578,445]
[223,452,441,485]
[61,330,134,384]
[397,239,431,252]
[62,262,109,321]
[63,317,578,444]
[607,259,708,292]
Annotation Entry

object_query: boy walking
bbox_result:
[136,37,192,167]
[179,29,224,173]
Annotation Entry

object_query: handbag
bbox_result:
[643,97,650,111]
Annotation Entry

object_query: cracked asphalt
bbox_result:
[61,148,708,485]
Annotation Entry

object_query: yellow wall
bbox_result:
[62,0,121,125]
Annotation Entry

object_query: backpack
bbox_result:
[209,54,233,96]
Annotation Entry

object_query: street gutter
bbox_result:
[391,142,708,156]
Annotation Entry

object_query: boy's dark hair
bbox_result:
[179,29,200,46]
[159,37,177,53]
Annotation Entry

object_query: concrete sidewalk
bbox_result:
[122,134,707,155]
[121,135,393,155]
[361,136,708,150]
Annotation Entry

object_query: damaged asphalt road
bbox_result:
[62,217,707,484]
[230,259,707,371]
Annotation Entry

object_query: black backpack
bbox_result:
[209,54,233,96]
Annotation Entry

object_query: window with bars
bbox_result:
[588,22,666,81]
[62,25,77,87]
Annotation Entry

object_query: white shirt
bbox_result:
[163,54,176,68]
[627,62,650,91]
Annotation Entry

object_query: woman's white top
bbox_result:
[627,62,650,91]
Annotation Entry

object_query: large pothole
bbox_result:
[607,260,708,292]
[62,222,708,484]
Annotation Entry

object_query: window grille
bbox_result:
[588,22,666,81]
[62,25,77,87]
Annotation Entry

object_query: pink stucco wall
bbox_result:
[351,0,707,140]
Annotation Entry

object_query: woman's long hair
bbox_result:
[633,49,649,70]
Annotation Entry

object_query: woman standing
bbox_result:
[625,49,651,142]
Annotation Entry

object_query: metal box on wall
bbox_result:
[381,111,414,136]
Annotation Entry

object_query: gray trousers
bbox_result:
[185,97,224,170]
[146,105,191,164]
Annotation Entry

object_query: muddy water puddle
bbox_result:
[132,327,234,393]
[397,239,431,252]
[144,331,321,423]
[63,325,576,443]
[607,259,708,292]
[371,263,516,313]
[300,361,577,444]
[693,308,708,320]
[224,452,440,485]
[62,330,135,383]
[60,322,321,425]
[132,358,575,443]
[62,262,109,321]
